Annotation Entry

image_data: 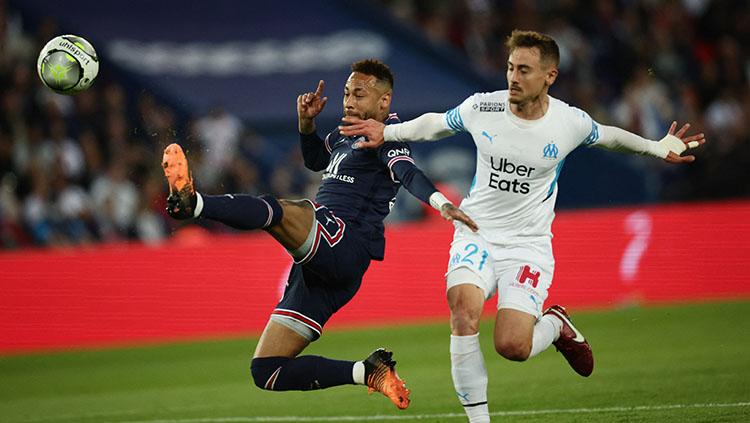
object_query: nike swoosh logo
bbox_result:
[552,309,585,343]
[566,318,586,343]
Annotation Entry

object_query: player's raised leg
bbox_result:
[493,305,593,376]
[448,283,490,423]
[493,308,536,361]
[492,263,557,361]
[161,143,313,251]
[493,249,593,374]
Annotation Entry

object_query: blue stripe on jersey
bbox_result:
[445,106,465,132]
[582,121,600,146]
[445,107,457,130]
[543,158,566,202]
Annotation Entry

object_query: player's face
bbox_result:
[506,47,557,104]
[343,72,391,121]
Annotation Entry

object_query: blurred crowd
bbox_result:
[0,6,319,249]
[381,0,750,200]
[1,0,749,250]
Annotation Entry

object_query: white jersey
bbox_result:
[445,90,600,243]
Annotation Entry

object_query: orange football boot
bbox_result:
[364,348,411,410]
[161,143,196,219]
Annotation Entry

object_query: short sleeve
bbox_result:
[570,107,600,147]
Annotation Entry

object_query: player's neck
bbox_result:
[509,93,549,121]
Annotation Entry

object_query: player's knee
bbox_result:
[276,199,314,228]
[448,291,483,335]
[250,356,289,390]
[494,337,531,361]
[450,307,481,335]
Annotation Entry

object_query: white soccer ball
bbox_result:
[37,35,99,95]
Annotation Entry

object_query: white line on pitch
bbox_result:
[102,401,750,423]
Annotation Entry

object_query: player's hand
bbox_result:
[663,121,706,164]
[441,204,478,232]
[297,80,328,131]
[339,116,385,149]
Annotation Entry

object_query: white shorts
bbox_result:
[446,224,554,317]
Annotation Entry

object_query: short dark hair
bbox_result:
[505,30,560,67]
[351,59,394,89]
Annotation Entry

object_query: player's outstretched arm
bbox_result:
[298,80,328,134]
[596,121,705,163]
[340,113,455,149]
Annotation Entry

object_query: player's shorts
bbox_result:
[445,223,554,318]
[270,201,370,341]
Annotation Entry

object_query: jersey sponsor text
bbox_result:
[488,156,533,194]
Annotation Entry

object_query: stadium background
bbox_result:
[1,0,749,421]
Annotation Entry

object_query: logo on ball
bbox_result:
[37,35,99,95]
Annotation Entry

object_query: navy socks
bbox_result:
[251,356,355,391]
[200,194,283,230]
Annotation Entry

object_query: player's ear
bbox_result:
[380,91,392,110]
[546,67,558,86]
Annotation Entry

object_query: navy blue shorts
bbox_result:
[271,202,370,340]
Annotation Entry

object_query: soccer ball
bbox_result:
[37,35,99,94]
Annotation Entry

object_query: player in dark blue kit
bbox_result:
[162,59,477,410]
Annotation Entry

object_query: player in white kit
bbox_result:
[340,30,705,422]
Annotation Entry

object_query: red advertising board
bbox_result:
[1,200,749,353]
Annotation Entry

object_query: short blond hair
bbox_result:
[505,30,560,67]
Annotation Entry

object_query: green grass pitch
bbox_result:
[1,301,749,422]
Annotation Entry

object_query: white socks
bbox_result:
[194,192,204,217]
[352,361,365,385]
[529,314,562,358]
[449,316,562,422]
[450,334,490,423]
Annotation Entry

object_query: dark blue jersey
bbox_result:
[299,115,438,260]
